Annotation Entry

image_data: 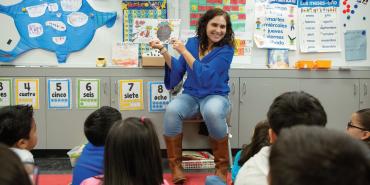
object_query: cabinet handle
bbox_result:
[242,82,247,95]
[354,84,357,96]
[103,82,107,95]
[364,83,368,96]
[240,82,246,103]
[112,81,118,104]
[231,82,235,95]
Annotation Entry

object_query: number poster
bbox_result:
[77,79,100,109]
[15,79,39,109]
[148,81,171,112]
[47,79,71,109]
[0,79,12,107]
[119,79,144,110]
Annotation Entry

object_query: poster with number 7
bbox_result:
[119,79,143,110]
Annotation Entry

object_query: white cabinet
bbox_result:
[300,79,359,131]
[238,78,299,147]
[46,77,111,149]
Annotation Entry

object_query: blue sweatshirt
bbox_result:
[165,37,234,98]
[72,143,104,185]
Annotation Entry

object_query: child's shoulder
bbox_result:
[10,147,34,163]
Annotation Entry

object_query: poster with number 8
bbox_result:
[77,79,100,109]
[119,79,143,110]
[0,79,12,107]
[148,81,170,112]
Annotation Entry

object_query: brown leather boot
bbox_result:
[210,136,229,182]
[164,134,186,184]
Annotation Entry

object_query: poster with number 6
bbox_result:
[0,79,12,107]
[148,81,170,112]
[119,79,143,110]
[77,79,100,109]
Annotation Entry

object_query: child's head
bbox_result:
[269,125,370,185]
[0,105,37,150]
[347,109,370,140]
[84,106,122,146]
[0,143,32,185]
[267,91,327,136]
[104,117,163,185]
[239,120,270,166]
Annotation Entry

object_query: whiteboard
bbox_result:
[0,0,368,68]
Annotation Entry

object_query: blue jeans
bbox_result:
[164,93,230,139]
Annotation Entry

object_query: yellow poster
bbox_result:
[119,79,143,110]
[15,79,39,109]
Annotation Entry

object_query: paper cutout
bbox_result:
[345,30,367,61]
[61,0,82,12]
[0,0,117,63]
[52,36,67,45]
[0,79,12,107]
[48,3,59,12]
[67,12,88,27]
[46,21,67,31]
[26,3,47,18]
[15,79,39,109]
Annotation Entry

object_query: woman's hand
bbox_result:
[149,39,164,50]
[170,38,187,55]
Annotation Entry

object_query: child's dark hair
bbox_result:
[103,117,163,185]
[0,144,32,185]
[0,105,34,146]
[196,8,235,55]
[238,120,270,166]
[84,106,122,146]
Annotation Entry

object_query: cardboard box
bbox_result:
[142,56,165,67]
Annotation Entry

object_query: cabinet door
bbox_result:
[360,79,370,109]
[111,77,173,149]
[239,78,299,147]
[46,77,110,149]
[229,78,240,148]
[300,79,359,131]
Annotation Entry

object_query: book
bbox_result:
[267,49,289,69]
[111,42,139,67]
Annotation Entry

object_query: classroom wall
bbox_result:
[0,0,369,67]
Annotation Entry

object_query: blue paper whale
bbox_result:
[0,0,116,63]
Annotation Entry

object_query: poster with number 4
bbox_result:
[148,81,170,112]
[15,79,39,109]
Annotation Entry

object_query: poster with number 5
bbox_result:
[119,79,143,110]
